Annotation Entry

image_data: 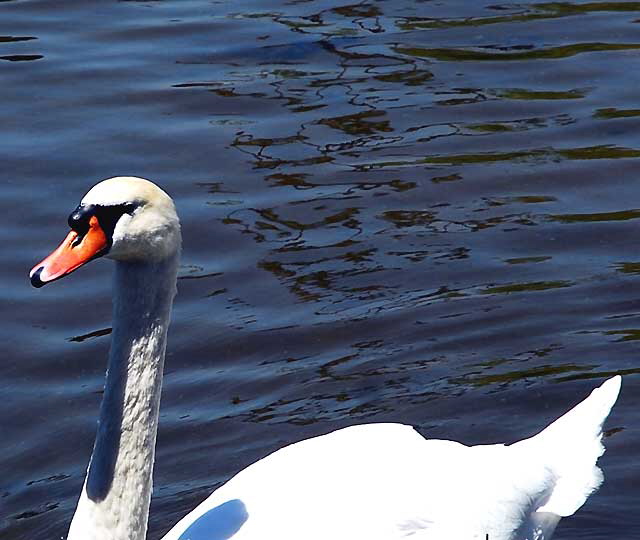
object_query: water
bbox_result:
[1,1,639,538]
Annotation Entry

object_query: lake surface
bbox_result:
[1,1,639,538]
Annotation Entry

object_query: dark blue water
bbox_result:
[2,1,639,538]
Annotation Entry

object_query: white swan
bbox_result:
[30,176,621,540]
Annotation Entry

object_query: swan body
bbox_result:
[29,177,621,540]
[164,376,621,540]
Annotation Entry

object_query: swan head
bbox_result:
[29,176,181,287]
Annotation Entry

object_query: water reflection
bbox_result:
[396,43,640,62]
[0,36,36,43]
[398,1,640,30]
[0,54,42,61]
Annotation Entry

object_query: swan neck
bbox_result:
[68,254,178,540]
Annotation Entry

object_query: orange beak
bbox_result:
[30,215,109,287]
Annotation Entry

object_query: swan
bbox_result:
[29,176,622,540]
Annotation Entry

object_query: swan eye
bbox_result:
[67,203,137,245]
[94,203,137,238]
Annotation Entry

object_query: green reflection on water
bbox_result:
[551,209,640,223]
[594,107,640,119]
[398,13,555,31]
[431,173,462,183]
[614,262,640,274]
[395,43,640,62]
[495,88,587,100]
[398,1,640,33]
[423,149,548,165]
[537,2,640,14]
[515,196,557,203]
[426,145,639,166]
[605,329,640,341]
[451,363,592,387]
[466,123,516,132]
[399,2,640,32]
[558,146,640,159]
[332,4,382,18]
[482,281,573,294]
[358,144,640,170]
[319,110,392,136]
[374,70,433,86]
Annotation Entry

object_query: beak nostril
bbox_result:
[72,232,85,248]
[30,266,45,288]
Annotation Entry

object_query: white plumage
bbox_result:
[163,377,621,540]
[29,177,621,540]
